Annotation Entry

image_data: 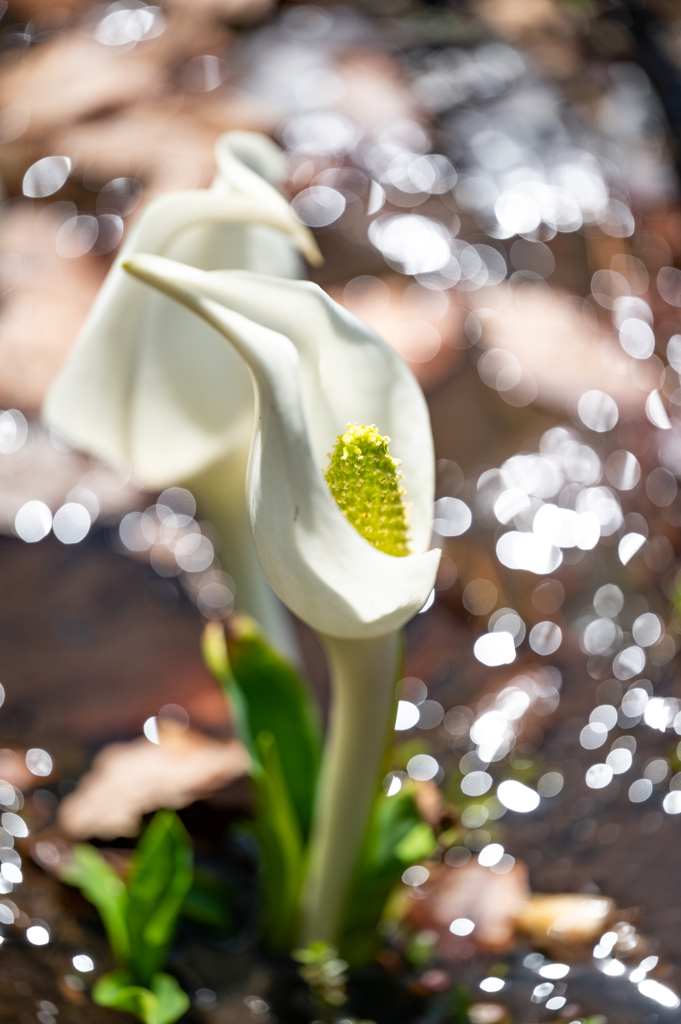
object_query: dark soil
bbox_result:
[0,365,677,1022]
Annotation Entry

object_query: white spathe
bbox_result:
[42,132,321,651]
[43,131,321,487]
[122,254,440,640]
[123,251,440,947]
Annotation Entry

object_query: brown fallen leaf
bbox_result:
[51,86,278,198]
[475,0,564,38]
[334,48,425,134]
[467,1006,510,1024]
[475,284,646,415]
[0,34,162,141]
[514,892,615,952]
[58,724,250,840]
[0,747,44,791]
[8,1,83,18]
[412,779,445,827]
[407,858,531,957]
[0,203,106,411]
[164,0,274,28]
[53,98,218,194]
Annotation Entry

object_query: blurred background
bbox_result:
[1,0,681,1021]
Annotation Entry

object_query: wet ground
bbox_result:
[0,362,677,1022]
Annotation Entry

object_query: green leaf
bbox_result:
[125,811,193,987]
[446,984,471,1023]
[253,730,306,950]
[339,786,435,966]
[202,621,255,756]
[93,970,189,1024]
[203,621,316,951]
[182,867,235,933]
[58,845,129,965]
[203,618,321,841]
[149,973,190,1024]
[394,822,435,864]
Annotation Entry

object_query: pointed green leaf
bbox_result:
[339,786,435,965]
[394,822,435,864]
[253,730,305,950]
[447,984,472,1023]
[125,811,193,986]
[203,618,321,841]
[58,845,129,965]
[150,973,191,1024]
[93,971,156,1022]
[182,866,236,933]
[93,970,189,1024]
[202,621,256,760]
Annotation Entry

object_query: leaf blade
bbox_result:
[203,618,321,841]
[253,730,306,950]
[59,845,129,965]
[125,811,193,986]
[93,970,189,1024]
[339,786,434,965]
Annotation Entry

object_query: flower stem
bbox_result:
[187,451,298,659]
[300,631,400,945]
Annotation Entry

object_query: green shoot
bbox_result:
[60,809,192,1024]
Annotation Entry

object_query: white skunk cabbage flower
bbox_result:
[122,252,441,949]
[43,132,320,652]
[120,254,440,639]
[44,130,321,487]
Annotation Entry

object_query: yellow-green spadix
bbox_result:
[326,423,410,558]
[120,253,440,640]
